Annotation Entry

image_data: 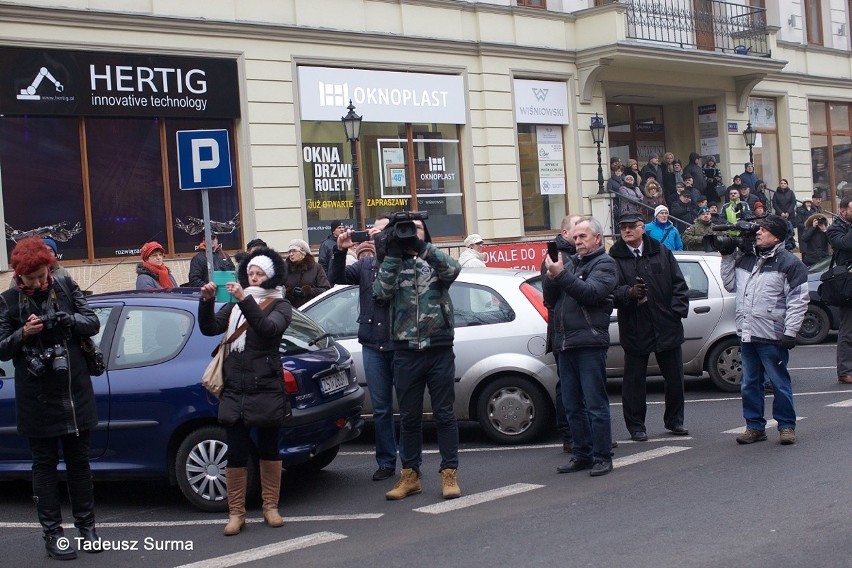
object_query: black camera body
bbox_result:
[22,343,69,377]
[818,217,828,226]
[702,221,760,255]
[374,211,429,261]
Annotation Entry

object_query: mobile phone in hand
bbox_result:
[547,241,559,262]
[351,231,371,243]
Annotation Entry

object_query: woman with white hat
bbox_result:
[459,234,486,268]
[282,239,330,308]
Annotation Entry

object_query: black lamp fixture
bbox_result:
[743,120,757,165]
[341,100,363,230]
[590,113,607,194]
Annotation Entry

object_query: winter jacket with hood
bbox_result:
[800,213,831,266]
[645,219,683,251]
[458,247,486,268]
[198,247,293,428]
[282,251,330,308]
[827,214,852,267]
[617,180,644,217]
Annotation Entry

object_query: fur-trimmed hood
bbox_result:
[805,213,829,228]
[284,249,317,273]
[237,246,286,289]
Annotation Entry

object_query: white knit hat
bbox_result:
[247,255,275,278]
[463,233,484,248]
[286,239,311,256]
[654,205,669,217]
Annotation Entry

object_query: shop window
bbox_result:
[809,100,852,210]
[747,98,780,188]
[518,124,568,232]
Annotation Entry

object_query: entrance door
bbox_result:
[694,0,716,51]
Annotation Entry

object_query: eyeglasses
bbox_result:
[288,250,301,255]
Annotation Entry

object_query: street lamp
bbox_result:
[341,100,363,230]
[743,120,757,165]
[590,113,607,195]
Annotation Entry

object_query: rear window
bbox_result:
[280,310,334,354]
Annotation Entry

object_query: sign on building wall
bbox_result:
[698,104,719,158]
[514,79,569,125]
[0,47,240,118]
[537,126,566,195]
[482,242,549,270]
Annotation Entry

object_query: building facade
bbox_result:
[0,0,850,290]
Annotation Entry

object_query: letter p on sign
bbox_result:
[176,129,233,190]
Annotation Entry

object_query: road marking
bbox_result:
[617,436,694,444]
[0,514,382,530]
[827,399,852,407]
[173,531,346,568]
[613,445,690,467]
[788,366,836,370]
[413,483,543,514]
[722,417,806,434]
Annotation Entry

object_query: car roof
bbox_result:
[88,288,203,301]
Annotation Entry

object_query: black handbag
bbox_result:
[818,253,852,307]
[80,336,106,376]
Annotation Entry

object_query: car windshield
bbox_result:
[280,310,333,354]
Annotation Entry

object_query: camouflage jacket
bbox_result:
[372,244,461,350]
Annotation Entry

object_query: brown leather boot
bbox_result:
[839,375,852,384]
[223,467,247,536]
[259,460,284,527]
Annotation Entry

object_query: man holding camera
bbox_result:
[372,214,462,500]
[827,196,852,384]
[720,215,809,445]
[328,215,401,481]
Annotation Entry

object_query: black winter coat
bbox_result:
[827,217,852,267]
[327,248,392,350]
[543,247,617,351]
[541,234,576,355]
[609,235,689,355]
[0,276,100,437]
[188,248,236,287]
[772,187,797,216]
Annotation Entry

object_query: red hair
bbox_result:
[10,237,56,276]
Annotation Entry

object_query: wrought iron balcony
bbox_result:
[622,0,769,57]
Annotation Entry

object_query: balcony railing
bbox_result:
[622,0,769,57]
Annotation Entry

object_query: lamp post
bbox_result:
[341,100,363,230]
[590,113,607,195]
[743,120,757,165]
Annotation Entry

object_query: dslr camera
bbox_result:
[374,211,429,261]
[702,221,760,255]
[22,343,69,377]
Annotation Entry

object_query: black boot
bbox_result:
[67,476,101,554]
[34,495,77,561]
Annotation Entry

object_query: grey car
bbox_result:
[301,256,742,445]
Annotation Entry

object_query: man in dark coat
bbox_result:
[188,234,236,287]
[683,152,706,196]
[609,212,690,441]
[318,220,346,276]
[827,197,852,384]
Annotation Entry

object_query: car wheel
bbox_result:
[707,337,742,393]
[284,445,340,474]
[175,426,231,512]
[797,304,830,345]
[475,376,552,445]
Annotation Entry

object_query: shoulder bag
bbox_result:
[53,276,105,376]
[818,253,852,307]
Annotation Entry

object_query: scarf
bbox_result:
[143,261,174,289]
[15,272,53,297]
[224,286,282,353]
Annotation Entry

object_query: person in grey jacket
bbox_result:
[720,215,809,446]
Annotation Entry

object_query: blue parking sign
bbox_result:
[176,129,233,190]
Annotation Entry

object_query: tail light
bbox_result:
[282,369,299,394]
[520,282,548,322]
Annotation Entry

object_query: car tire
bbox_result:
[284,445,340,474]
[797,304,831,345]
[707,336,742,393]
[475,375,552,445]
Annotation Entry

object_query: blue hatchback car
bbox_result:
[0,289,364,511]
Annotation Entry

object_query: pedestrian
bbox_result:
[282,239,330,308]
[826,197,852,384]
[645,205,683,251]
[772,179,797,219]
[234,237,268,266]
[616,174,644,217]
[0,237,102,559]
[720,215,809,445]
[198,247,292,535]
[459,233,487,267]
[641,179,666,221]
[318,220,346,276]
[543,217,618,477]
[610,213,690,441]
[373,216,463,499]
[800,213,830,266]
[684,152,706,196]
[328,215,401,481]
[682,207,715,251]
[135,241,177,290]
[740,162,759,192]
[188,234,236,287]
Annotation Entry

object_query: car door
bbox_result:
[675,258,724,370]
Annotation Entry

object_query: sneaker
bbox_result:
[556,458,594,474]
[590,459,613,477]
[372,467,395,481]
[736,428,767,445]
[779,428,796,445]
[385,468,422,500]
[440,468,461,499]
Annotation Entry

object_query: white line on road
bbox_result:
[613,445,691,467]
[722,417,806,434]
[0,514,382,530]
[173,531,346,568]
[788,366,836,370]
[413,483,543,515]
[827,399,852,407]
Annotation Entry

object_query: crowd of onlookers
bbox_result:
[610,152,835,265]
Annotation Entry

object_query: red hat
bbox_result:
[754,201,764,209]
[140,241,165,261]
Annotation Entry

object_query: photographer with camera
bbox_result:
[827,196,852,384]
[0,237,101,559]
[800,213,830,266]
[720,216,809,446]
[372,213,462,500]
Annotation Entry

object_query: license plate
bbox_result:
[320,371,348,395]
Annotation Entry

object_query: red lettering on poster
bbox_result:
[481,242,549,271]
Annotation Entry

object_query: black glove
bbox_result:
[628,284,647,300]
[292,287,304,298]
[780,335,797,349]
[54,311,74,330]
[413,238,427,255]
[385,238,404,259]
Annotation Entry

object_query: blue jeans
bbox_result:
[557,348,612,462]
[362,346,399,469]
[740,341,796,431]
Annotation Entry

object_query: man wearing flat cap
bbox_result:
[721,215,809,446]
[609,212,690,441]
[318,220,346,277]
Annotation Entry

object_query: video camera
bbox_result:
[702,221,760,255]
[374,211,429,261]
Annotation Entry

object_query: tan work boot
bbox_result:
[223,467,247,536]
[259,460,284,527]
[779,428,796,445]
[385,468,421,500]
[736,428,767,445]
[440,468,461,499]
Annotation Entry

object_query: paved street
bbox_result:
[1,341,849,568]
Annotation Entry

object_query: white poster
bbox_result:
[536,125,563,144]
[540,177,566,195]
[514,79,570,125]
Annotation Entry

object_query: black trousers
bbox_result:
[621,347,685,434]
[225,421,280,467]
[30,431,94,531]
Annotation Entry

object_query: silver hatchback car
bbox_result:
[301,255,741,445]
